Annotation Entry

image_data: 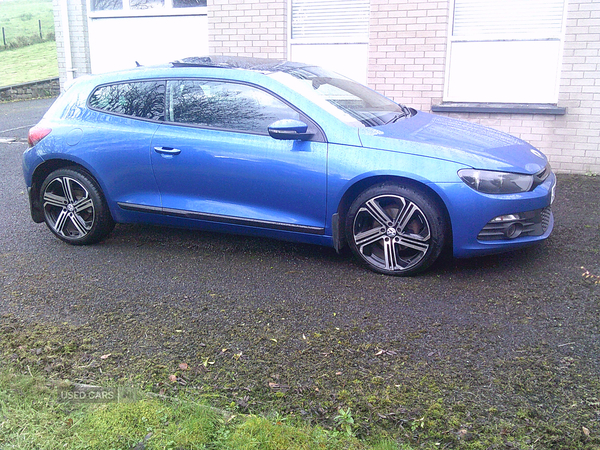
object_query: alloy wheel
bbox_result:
[43,176,95,239]
[352,194,432,272]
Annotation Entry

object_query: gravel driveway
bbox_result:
[1,98,599,448]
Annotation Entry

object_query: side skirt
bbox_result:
[117,202,325,236]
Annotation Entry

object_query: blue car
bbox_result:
[23,56,555,276]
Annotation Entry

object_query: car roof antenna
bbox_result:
[135,61,142,67]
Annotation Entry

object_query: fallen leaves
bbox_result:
[581,267,600,285]
[375,349,397,356]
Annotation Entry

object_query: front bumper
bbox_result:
[445,172,556,258]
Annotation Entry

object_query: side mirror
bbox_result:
[268,119,314,141]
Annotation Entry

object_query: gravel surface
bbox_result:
[1,99,599,448]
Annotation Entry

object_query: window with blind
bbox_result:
[289,0,370,83]
[444,0,568,104]
[291,0,369,42]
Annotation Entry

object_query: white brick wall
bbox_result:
[208,0,287,59]
[53,0,91,90]
[369,0,600,174]
[54,0,599,173]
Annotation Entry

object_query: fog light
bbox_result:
[505,223,523,239]
[491,214,521,223]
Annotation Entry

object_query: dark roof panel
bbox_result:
[171,56,310,73]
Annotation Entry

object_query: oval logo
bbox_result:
[531,149,543,158]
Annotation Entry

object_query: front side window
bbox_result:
[89,81,166,121]
[166,80,300,134]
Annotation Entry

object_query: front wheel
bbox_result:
[345,184,447,276]
[40,167,115,245]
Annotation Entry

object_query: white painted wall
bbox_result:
[289,43,368,84]
[445,40,563,103]
[88,14,209,73]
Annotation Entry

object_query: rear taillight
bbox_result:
[28,126,52,147]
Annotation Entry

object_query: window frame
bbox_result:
[88,0,207,19]
[442,0,569,105]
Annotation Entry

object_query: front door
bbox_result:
[150,79,327,233]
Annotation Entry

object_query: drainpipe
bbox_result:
[59,0,75,84]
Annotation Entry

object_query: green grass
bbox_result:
[0,0,54,47]
[0,367,407,450]
[0,40,58,86]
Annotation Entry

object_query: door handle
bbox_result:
[154,146,181,155]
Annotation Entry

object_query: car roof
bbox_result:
[170,56,313,74]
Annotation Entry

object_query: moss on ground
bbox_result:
[2,308,599,449]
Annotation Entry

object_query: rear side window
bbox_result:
[89,81,166,121]
[166,79,300,134]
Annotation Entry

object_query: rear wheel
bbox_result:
[40,168,115,245]
[345,183,446,276]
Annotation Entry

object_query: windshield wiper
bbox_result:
[386,105,413,124]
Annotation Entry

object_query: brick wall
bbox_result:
[0,78,60,102]
[208,0,287,59]
[53,0,91,90]
[368,0,448,111]
[369,0,600,174]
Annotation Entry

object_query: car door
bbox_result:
[150,79,328,233]
[85,80,165,210]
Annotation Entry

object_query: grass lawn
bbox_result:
[0,367,399,450]
[0,0,54,46]
[0,40,58,87]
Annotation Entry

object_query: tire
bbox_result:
[40,167,115,245]
[345,183,446,276]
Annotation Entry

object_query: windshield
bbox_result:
[270,66,413,128]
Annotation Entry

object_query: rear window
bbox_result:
[89,81,166,121]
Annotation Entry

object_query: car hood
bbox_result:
[358,111,548,174]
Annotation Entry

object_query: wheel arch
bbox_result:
[30,159,99,223]
[333,175,453,252]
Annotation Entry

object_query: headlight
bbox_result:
[458,169,534,194]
